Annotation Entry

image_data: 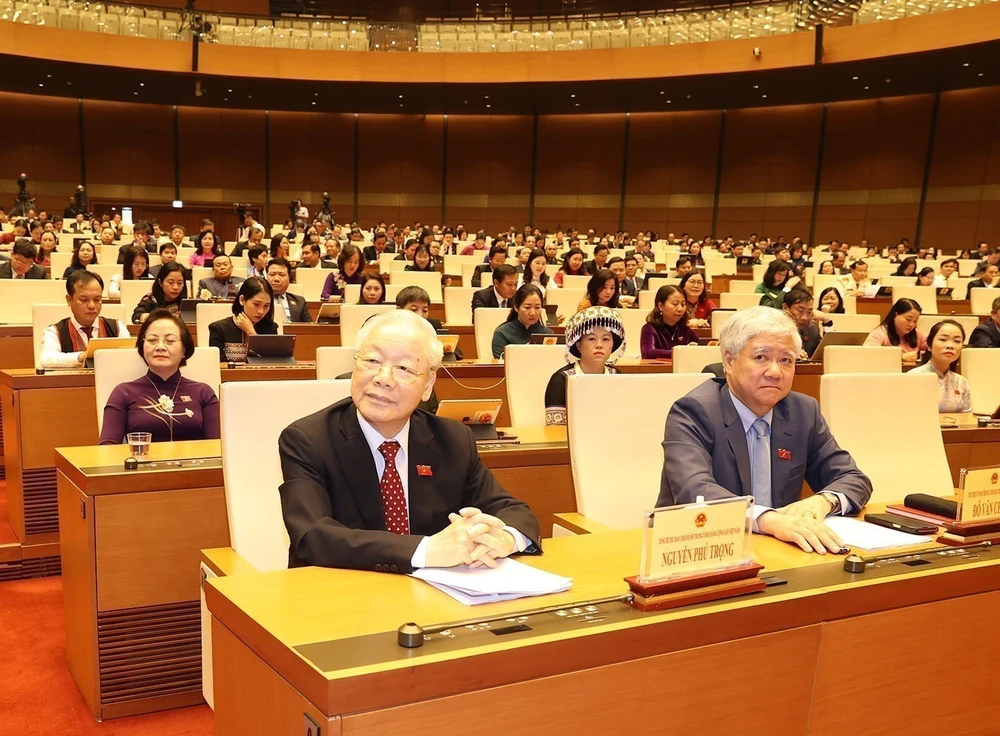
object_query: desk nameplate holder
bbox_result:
[940,465,1000,546]
[625,496,764,612]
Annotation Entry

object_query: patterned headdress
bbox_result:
[563,306,626,364]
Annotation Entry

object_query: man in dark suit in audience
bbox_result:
[470,244,507,288]
[471,264,518,312]
[0,240,47,279]
[197,255,244,298]
[230,226,264,258]
[278,310,541,572]
[362,232,394,262]
[782,288,821,359]
[659,306,872,555]
[267,258,311,323]
[117,221,156,262]
[965,264,998,300]
[969,295,1000,348]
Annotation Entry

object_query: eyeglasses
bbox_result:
[354,355,428,385]
[144,336,182,347]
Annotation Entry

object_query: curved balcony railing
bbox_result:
[0,0,993,52]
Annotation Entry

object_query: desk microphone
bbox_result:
[843,541,992,574]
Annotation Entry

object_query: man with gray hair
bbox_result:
[278,310,541,572]
[658,306,872,554]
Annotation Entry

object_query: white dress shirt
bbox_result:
[39,314,131,369]
[273,293,291,323]
[356,410,529,568]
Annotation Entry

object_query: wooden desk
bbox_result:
[204,528,1000,735]
[55,441,228,721]
[857,297,977,321]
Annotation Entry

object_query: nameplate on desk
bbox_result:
[958,466,1000,524]
[638,496,753,583]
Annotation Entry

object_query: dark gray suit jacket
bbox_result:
[658,378,872,513]
[279,399,542,572]
[276,292,311,322]
[0,262,47,279]
[197,276,244,298]
[471,286,500,311]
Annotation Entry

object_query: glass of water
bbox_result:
[126,432,152,458]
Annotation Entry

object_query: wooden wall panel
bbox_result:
[922,87,1000,250]
[623,111,720,238]
[445,115,533,235]
[82,99,175,203]
[0,93,80,205]
[177,107,266,206]
[357,114,443,226]
[717,104,821,242]
[816,95,933,247]
[268,111,356,221]
[534,114,626,234]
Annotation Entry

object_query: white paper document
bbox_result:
[824,516,936,551]
[412,558,572,606]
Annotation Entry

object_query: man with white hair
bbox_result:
[658,306,872,554]
[278,310,541,572]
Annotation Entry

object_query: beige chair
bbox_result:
[50,251,72,278]
[315,345,358,379]
[641,275,679,295]
[378,252,397,274]
[444,286,477,325]
[504,344,568,427]
[728,280,758,294]
[461,261,482,288]
[969,287,999,315]
[824,313,879,333]
[704,258,736,285]
[823,346,901,374]
[443,254,481,276]
[617,308,647,359]
[32,303,127,370]
[820,373,953,503]
[545,288,586,319]
[720,292,765,311]
[711,309,737,339]
[343,284,361,304]
[388,259,410,273]
[293,267,330,302]
[564,373,710,530]
[0,280,66,323]
[86,264,123,296]
[339,304,396,347]
[561,274,590,291]
[474,307,509,360]
[637,289,657,311]
[812,274,841,295]
[671,344,723,373]
[118,279,155,322]
[94,346,222,434]
[917,314,980,339]
[892,285,938,315]
[195,303,236,348]
[190,266,213,295]
[392,270,443,303]
[959,348,1000,415]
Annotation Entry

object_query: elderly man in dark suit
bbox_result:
[969,295,1000,348]
[278,309,541,572]
[470,264,518,312]
[0,240,47,279]
[659,306,872,555]
[196,255,244,298]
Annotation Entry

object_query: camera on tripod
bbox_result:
[233,202,251,226]
[12,173,35,217]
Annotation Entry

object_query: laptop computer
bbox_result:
[528,333,566,346]
[435,399,504,442]
[809,331,869,364]
[245,334,297,365]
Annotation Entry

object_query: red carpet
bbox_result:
[0,576,215,736]
[0,480,16,545]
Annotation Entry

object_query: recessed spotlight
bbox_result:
[38,83,43,87]
[399,104,403,108]
[314,92,319,97]
[885,78,891,83]
[399,94,403,99]
[484,95,489,99]
[46,74,51,79]
[761,94,767,98]
[312,101,316,105]
[486,104,491,108]
[659,91,665,95]
[575,103,580,107]
[140,82,144,87]
[753,84,759,89]
[963,62,970,67]
[686,94,692,99]
[570,94,576,98]
[133,92,138,96]
[864,85,870,90]
[852,76,859,80]
[227,88,232,92]
[978,72,984,77]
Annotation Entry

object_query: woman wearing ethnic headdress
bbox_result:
[543,306,626,427]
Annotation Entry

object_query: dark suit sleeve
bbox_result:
[801,399,873,513]
[471,289,487,312]
[969,324,997,348]
[278,423,423,572]
[471,266,484,288]
[207,321,225,350]
[658,396,739,508]
[457,425,542,551]
[297,296,312,323]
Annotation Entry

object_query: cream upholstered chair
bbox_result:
[392,270,443,302]
[315,345,359,379]
[545,288,586,319]
[474,307,509,360]
[504,344,568,427]
[711,309,737,339]
[617,308,647,359]
[461,261,482,288]
[892,286,938,315]
[85,264,121,296]
[32,303,127,370]
[195,303,236,348]
[118,279,155,323]
[561,274,590,291]
[0,280,65,323]
[824,313,879,333]
[94,346,222,434]
[50,251,72,278]
[340,304,395,347]
[292,267,330,302]
[637,289,658,311]
[820,372,952,503]
[720,292,766,311]
[959,348,1000,415]
[444,286,476,325]
[824,346,901,374]
[564,373,710,530]
[917,314,980,339]
[969,287,999,315]
[343,284,361,304]
[671,344,723,373]
[728,280,757,294]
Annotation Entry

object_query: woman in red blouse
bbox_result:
[679,271,716,328]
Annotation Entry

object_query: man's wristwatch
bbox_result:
[819,491,841,514]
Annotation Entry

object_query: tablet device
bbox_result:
[316,303,341,324]
[180,298,212,323]
[936,287,954,298]
[437,334,460,359]
[435,399,503,441]
[544,304,560,327]
[85,337,135,359]
[528,334,566,345]
[245,334,297,365]
[810,331,869,364]
[875,285,893,298]
[736,256,754,271]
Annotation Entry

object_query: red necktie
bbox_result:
[378,441,408,534]
[79,326,91,345]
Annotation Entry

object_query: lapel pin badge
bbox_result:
[777,448,792,461]
[416,465,433,477]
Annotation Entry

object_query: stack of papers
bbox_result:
[412,558,572,606]
[825,516,936,551]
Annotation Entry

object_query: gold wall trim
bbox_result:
[271,189,354,206]
[534,194,620,209]
[357,193,441,208]
[624,194,715,209]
